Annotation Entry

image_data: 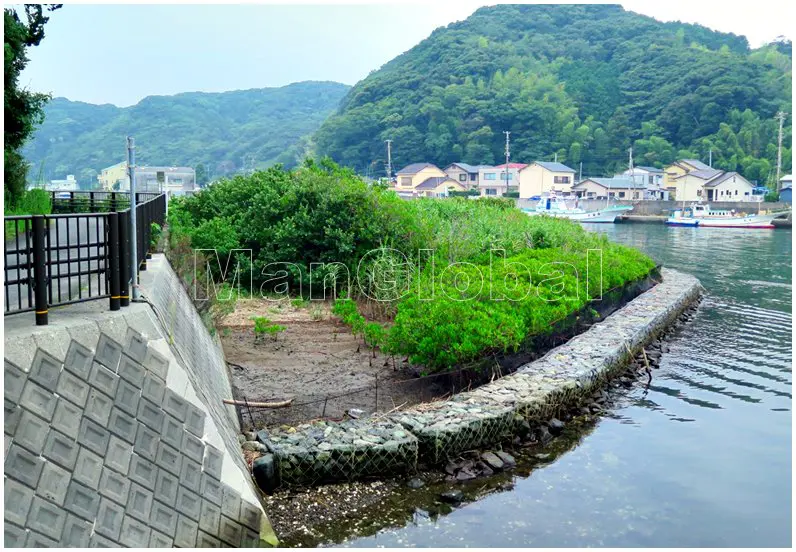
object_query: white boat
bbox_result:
[523,194,632,223]
[666,202,784,228]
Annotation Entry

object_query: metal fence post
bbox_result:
[111,192,118,212]
[118,210,130,307]
[90,191,96,213]
[108,212,121,311]
[31,215,48,325]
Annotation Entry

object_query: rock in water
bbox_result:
[440,489,464,504]
[537,425,553,443]
[456,469,476,481]
[481,451,504,470]
[406,477,425,489]
[548,418,565,434]
[495,451,516,468]
[252,454,279,494]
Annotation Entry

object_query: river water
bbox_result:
[340,224,792,548]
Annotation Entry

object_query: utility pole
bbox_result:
[776,111,786,190]
[503,131,511,187]
[628,146,634,185]
[554,152,558,163]
[385,139,392,185]
[579,161,583,183]
[708,148,713,168]
[127,136,139,300]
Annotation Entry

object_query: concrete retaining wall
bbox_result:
[257,268,702,488]
[4,254,277,547]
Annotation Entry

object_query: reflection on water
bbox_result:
[342,225,792,548]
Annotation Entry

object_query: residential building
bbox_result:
[98,161,130,191]
[620,166,664,187]
[518,161,576,198]
[414,176,466,198]
[444,163,489,190]
[673,170,756,202]
[391,163,465,198]
[663,159,711,199]
[134,166,197,194]
[478,163,527,197]
[47,174,79,191]
[780,174,792,190]
[572,177,647,200]
[394,163,446,191]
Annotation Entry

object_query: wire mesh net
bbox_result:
[263,418,418,487]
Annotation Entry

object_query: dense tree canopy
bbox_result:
[23,81,349,187]
[4,4,61,206]
[314,4,792,185]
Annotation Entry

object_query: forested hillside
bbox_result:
[314,4,792,184]
[23,81,349,186]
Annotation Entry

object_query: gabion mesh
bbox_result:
[264,419,418,487]
[390,402,518,465]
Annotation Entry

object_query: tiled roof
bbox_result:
[677,168,723,180]
[494,163,528,169]
[704,171,746,188]
[680,159,711,171]
[396,162,438,175]
[415,176,457,190]
[574,177,646,190]
[533,161,575,173]
[446,162,489,173]
[635,166,663,173]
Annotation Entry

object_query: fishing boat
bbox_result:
[666,202,785,228]
[523,193,632,223]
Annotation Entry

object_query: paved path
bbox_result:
[4,216,109,315]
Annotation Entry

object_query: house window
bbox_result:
[470,173,477,181]
[633,192,639,199]
[648,175,654,184]
[744,191,750,196]
[484,173,496,180]
[587,192,595,197]
[735,190,738,196]
[459,173,467,182]
[501,172,513,181]
[697,189,702,196]
[553,176,570,184]
[609,192,615,198]
[400,177,412,187]
[486,188,497,195]
[618,191,626,198]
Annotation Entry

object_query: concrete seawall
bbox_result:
[4,254,278,547]
[255,268,703,489]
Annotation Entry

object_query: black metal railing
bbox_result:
[4,193,167,325]
[50,191,160,214]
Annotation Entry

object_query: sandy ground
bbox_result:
[219,299,447,428]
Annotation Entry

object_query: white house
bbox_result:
[478,163,527,197]
[572,177,647,200]
[674,170,756,202]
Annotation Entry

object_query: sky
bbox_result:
[15,1,794,107]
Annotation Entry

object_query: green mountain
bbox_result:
[23,81,350,186]
[314,4,792,184]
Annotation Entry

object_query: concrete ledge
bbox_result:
[256,268,702,489]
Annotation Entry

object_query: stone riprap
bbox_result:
[4,255,278,547]
[259,419,418,487]
[252,268,702,490]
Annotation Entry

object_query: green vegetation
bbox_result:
[251,316,286,343]
[314,4,791,185]
[4,189,52,236]
[171,161,656,373]
[4,4,61,207]
[23,81,350,186]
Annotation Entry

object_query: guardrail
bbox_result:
[4,193,166,325]
[49,191,160,214]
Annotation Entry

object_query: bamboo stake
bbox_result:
[223,398,294,408]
